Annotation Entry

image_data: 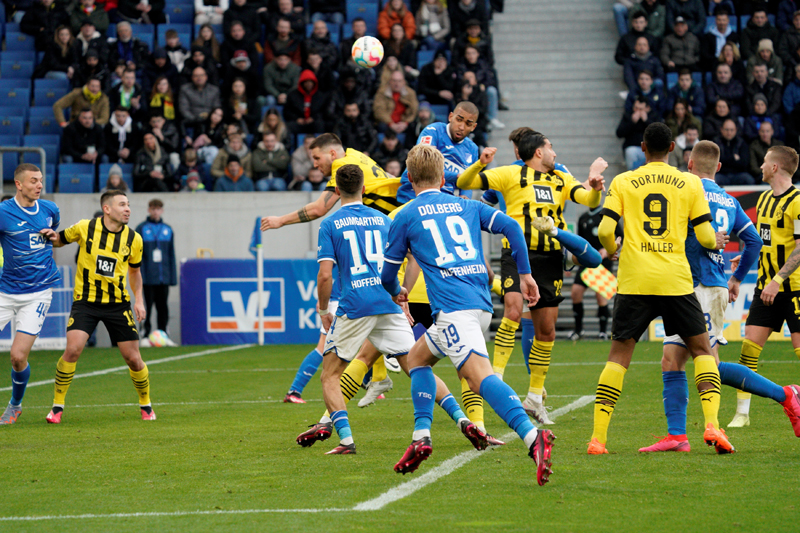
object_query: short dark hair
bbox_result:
[148,199,163,208]
[509,127,539,146]
[643,122,673,156]
[631,12,646,21]
[352,17,365,24]
[714,5,731,16]
[635,95,650,106]
[79,107,93,116]
[678,68,692,77]
[753,8,767,16]
[454,100,479,116]
[685,125,699,133]
[384,130,397,140]
[638,69,653,79]
[101,189,127,206]
[309,133,342,151]
[335,164,364,196]
[517,132,548,162]
[14,163,41,182]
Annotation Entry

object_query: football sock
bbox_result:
[362,368,373,388]
[289,348,323,393]
[461,377,484,429]
[591,361,626,445]
[736,339,763,408]
[330,410,353,445]
[694,355,721,429]
[557,229,602,267]
[528,339,554,397]
[322,359,370,419]
[492,317,519,377]
[795,347,800,360]
[9,363,31,406]
[129,365,151,406]
[718,362,786,403]
[479,374,536,441]
[521,318,534,374]
[662,371,688,436]
[410,366,436,436]
[437,393,467,423]
[53,357,77,407]
[412,323,427,340]
[598,305,610,333]
[573,302,584,332]
[372,357,388,382]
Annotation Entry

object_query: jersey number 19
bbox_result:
[422,215,477,266]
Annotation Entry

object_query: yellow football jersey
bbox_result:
[474,165,601,252]
[61,217,143,304]
[602,162,711,296]
[388,201,429,304]
[326,148,402,215]
[755,186,800,292]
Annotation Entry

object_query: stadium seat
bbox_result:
[0,117,25,137]
[158,23,193,44]
[0,50,36,63]
[34,86,68,107]
[417,49,435,68]
[739,15,749,30]
[347,4,379,33]
[0,79,31,92]
[0,106,26,119]
[57,163,95,193]
[667,72,678,89]
[429,105,449,120]
[5,23,20,33]
[5,32,35,52]
[167,5,195,24]
[131,26,155,50]
[98,162,134,190]
[24,135,60,165]
[29,114,62,135]
[0,59,34,79]
[35,78,71,92]
[0,134,20,183]
[0,87,30,107]
[692,71,702,86]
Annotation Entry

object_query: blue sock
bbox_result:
[521,318,534,374]
[10,364,30,407]
[437,393,466,422]
[662,371,688,435]
[410,366,436,432]
[330,410,352,440]
[412,323,427,340]
[479,374,536,440]
[556,229,602,268]
[719,362,786,402]
[289,348,323,393]
[362,368,373,388]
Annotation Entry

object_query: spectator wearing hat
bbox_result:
[374,70,419,135]
[179,66,222,130]
[615,10,661,66]
[214,153,255,192]
[750,121,785,178]
[72,18,108,65]
[107,21,150,72]
[61,107,107,163]
[108,67,143,117]
[743,93,782,142]
[283,69,329,135]
[182,170,207,192]
[661,16,699,72]
[117,0,165,24]
[416,0,451,52]
[665,0,705,36]
[666,68,705,117]
[134,132,175,191]
[334,102,378,156]
[263,50,301,108]
[418,50,458,106]
[715,118,753,185]
[778,10,800,66]
[623,35,664,92]
[22,0,68,51]
[453,18,493,66]
[67,0,107,37]
[252,132,291,191]
[747,39,784,86]
[741,8,780,61]
[103,163,129,192]
[104,105,142,163]
[264,17,302,65]
[700,6,738,71]
[746,63,783,115]
[54,77,110,125]
[141,48,179,96]
[180,46,220,87]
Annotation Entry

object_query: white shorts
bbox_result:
[0,288,53,337]
[663,284,728,348]
[425,309,492,370]
[320,301,339,334]
[324,312,414,362]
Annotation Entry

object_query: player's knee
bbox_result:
[571,284,584,301]
[8,348,26,366]
[504,302,522,322]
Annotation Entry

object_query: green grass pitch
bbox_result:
[0,340,798,532]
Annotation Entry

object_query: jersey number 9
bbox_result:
[644,193,670,239]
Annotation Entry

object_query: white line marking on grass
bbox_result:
[0,508,350,522]
[352,395,595,512]
[0,345,255,392]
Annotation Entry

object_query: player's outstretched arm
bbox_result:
[261,189,340,231]
[41,228,65,248]
[456,147,497,190]
[317,260,334,331]
[129,267,147,322]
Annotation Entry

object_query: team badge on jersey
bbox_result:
[420,136,432,145]
[533,185,555,204]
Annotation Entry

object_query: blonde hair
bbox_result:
[689,140,720,176]
[767,145,800,176]
[406,144,444,187]
[718,41,741,63]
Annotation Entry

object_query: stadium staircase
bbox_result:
[487,0,625,339]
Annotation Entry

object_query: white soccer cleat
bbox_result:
[532,216,558,237]
[727,412,750,428]
[523,397,554,425]
[384,355,401,373]
[358,377,393,407]
[490,118,506,130]
[140,337,152,348]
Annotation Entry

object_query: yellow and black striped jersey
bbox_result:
[326,148,402,215]
[472,165,601,252]
[755,186,800,292]
[60,217,143,304]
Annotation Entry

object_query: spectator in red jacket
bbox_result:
[283,69,328,135]
[379,0,416,41]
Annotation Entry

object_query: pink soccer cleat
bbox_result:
[638,435,691,452]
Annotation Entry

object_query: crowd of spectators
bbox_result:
[614,0,800,184]
[5,0,506,192]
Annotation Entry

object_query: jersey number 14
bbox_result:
[343,230,384,275]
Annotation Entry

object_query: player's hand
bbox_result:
[610,236,623,261]
[134,300,146,322]
[599,248,608,259]
[587,174,605,192]
[321,313,333,332]
[261,216,284,231]
[761,280,780,306]
[392,286,409,305]
[400,301,414,326]
[715,231,729,250]
[730,254,741,273]
[479,147,497,165]
[40,228,58,242]
[728,276,741,303]
[519,274,540,307]
[589,157,608,178]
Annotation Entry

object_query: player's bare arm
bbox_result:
[128,266,147,322]
[261,190,340,231]
[583,157,608,193]
[761,238,800,305]
[519,274,540,307]
[317,260,334,331]
[401,254,421,294]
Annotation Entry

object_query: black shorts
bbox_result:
[574,258,614,289]
[408,302,434,329]
[67,300,140,343]
[501,248,564,310]
[611,293,707,342]
[745,289,800,333]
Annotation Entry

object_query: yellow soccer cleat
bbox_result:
[587,438,608,455]
[727,412,750,428]
[490,278,503,296]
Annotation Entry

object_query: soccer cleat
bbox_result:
[486,433,506,446]
[283,391,306,404]
[490,278,503,296]
[587,438,608,455]
[780,384,800,437]
[727,412,750,428]
[296,422,333,447]
[384,355,401,373]
[598,332,609,341]
[703,423,735,454]
[638,435,691,453]
[358,376,393,408]
[529,429,555,486]
[140,337,152,348]
[325,442,356,455]
[45,408,63,424]
[459,419,489,450]
[0,404,21,425]
[394,437,432,474]
[523,397,554,425]
[532,216,558,237]
[567,330,584,341]
[141,406,157,420]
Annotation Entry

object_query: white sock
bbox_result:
[456,417,469,427]
[523,428,539,449]
[340,436,354,446]
[413,429,431,441]
[494,372,504,381]
[736,398,751,415]
[320,415,332,424]
[527,393,543,404]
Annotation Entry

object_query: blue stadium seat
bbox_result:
[57,164,95,193]
[35,78,71,92]
[98,162,134,190]
[347,3,379,33]
[667,72,678,89]
[167,5,195,24]
[739,15,749,31]
[0,106,26,119]
[29,106,57,119]
[0,87,30,106]
[0,134,20,182]
[5,23,21,33]
[29,114,62,135]
[343,25,353,39]
[5,32,35,52]
[417,49,435,68]
[0,117,24,137]
[1,59,34,79]
[24,135,60,165]
[131,26,155,50]
[0,79,31,91]
[429,105,449,120]
[35,86,68,107]
[692,71,702,86]
[0,50,36,63]
[158,23,193,44]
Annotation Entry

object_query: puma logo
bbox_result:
[600,408,611,415]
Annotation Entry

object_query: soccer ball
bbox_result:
[351,36,384,68]
[148,330,169,347]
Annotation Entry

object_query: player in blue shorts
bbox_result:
[382,144,556,485]
[0,164,61,425]
[641,141,800,452]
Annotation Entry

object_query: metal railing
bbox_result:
[0,146,48,189]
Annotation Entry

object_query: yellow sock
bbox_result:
[323,359,370,418]
[372,356,388,382]
[694,355,722,429]
[737,339,763,401]
[129,364,151,406]
[528,339,554,395]
[492,317,519,377]
[461,377,484,428]
[53,356,77,407]
[591,361,626,445]
[794,347,800,361]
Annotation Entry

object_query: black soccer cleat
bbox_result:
[394,437,433,474]
[325,442,357,455]
[296,422,332,447]
[459,419,489,450]
[529,429,556,486]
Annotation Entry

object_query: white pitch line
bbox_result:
[352,394,595,512]
[0,344,255,392]
[0,508,350,522]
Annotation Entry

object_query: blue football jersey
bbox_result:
[384,190,500,316]
[317,203,399,319]
[397,122,480,203]
[329,264,341,302]
[481,160,570,206]
[685,178,754,288]
[0,198,61,294]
